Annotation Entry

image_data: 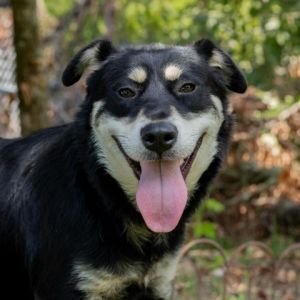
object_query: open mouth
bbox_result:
[113,133,206,180]
[180,133,205,178]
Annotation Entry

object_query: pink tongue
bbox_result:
[136,160,187,233]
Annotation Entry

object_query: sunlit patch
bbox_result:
[128,67,147,83]
[164,64,183,81]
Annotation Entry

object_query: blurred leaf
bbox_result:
[204,198,225,214]
[194,221,217,239]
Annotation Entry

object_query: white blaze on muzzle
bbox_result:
[91,97,224,233]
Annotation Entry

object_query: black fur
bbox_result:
[0,38,246,299]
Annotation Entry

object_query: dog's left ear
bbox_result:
[194,39,247,93]
[62,39,116,86]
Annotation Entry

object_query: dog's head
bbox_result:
[62,39,247,233]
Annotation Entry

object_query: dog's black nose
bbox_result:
[141,122,178,154]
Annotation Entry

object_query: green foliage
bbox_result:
[194,221,217,239]
[45,0,300,88]
[113,0,300,88]
[45,0,75,17]
[203,198,225,213]
[269,232,294,257]
[193,198,225,239]
[114,0,198,44]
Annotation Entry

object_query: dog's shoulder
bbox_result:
[0,123,87,262]
[0,137,15,150]
[0,124,73,167]
[0,123,78,211]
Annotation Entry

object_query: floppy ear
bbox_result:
[62,39,116,86]
[194,39,247,93]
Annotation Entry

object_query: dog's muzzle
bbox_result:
[114,122,206,233]
[140,122,178,154]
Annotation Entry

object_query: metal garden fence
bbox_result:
[175,239,300,300]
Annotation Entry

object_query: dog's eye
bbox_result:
[118,88,136,98]
[178,83,196,93]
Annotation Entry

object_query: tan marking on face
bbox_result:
[209,49,224,69]
[164,64,183,81]
[128,67,147,83]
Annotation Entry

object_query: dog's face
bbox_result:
[63,39,246,233]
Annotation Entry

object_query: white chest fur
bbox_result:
[74,254,179,300]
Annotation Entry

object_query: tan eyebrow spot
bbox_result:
[164,64,183,81]
[128,67,147,83]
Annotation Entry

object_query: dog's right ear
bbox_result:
[62,39,116,86]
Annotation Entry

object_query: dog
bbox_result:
[0,38,246,299]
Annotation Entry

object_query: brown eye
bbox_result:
[118,88,136,98]
[178,83,196,93]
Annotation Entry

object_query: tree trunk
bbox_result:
[104,0,115,40]
[11,0,49,136]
